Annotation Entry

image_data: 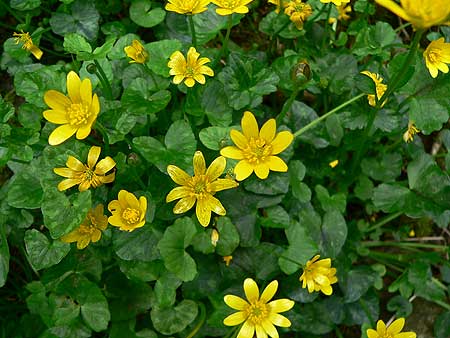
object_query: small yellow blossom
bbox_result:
[61,204,108,249]
[43,71,100,145]
[211,228,219,246]
[284,0,313,30]
[374,0,450,29]
[423,37,450,78]
[13,31,43,60]
[223,278,294,338]
[329,160,339,168]
[329,4,352,23]
[165,0,211,14]
[299,255,338,296]
[124,40,148,64]
[220,111,294,181]
[320,0,350,6]
[54,146,116,192]
[403,122,420,143]
[211,0,253,15]
[408,229,415,237]
[168,47,214,88]
[108,190,147,232]
[223,255,233,266]
[367,318,416,338]
[166,151,238,227]
[360,71,388,107]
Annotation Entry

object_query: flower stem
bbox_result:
[362,241,448,250]
[366,211,403,232]
[321,4,332,49]
[222,15,233,57]
[293,93,365,138]
[93,59,113,100]
[186,302,206,338]
[143,63,158,86]
[276,88,301,125]
[95,121,110,154]
[188,15,197,49]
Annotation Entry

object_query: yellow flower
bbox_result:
[374,0,450,29]
[299,255,338,296]
[223,255,233,266]
[124,40,149,64]
[165,0,211,14]
[423,37,450,78]
[329,159,339,168]
[43,71,100,145]
[220,111,294,181]
[61,204,108,249]
[329,4,352,23]
[403,122,420,143]
[320,0,349,6]
[13,31,43,60]
[168,47,214,88]
[360,71,388,107]
[284,0,313,30]
[367,318,416,338]
[211,0,253,15]
[223,278,294,338]
[166,151,238,227]
[108,190,147,232]
[54,146,116,192]
[211,228,219,246]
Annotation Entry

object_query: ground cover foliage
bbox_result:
[1,0,450,337]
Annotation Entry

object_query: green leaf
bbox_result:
[146,39,182,77]
[113,226,162,262]
[202,80,232,127]
[409,97,449,134]
[129,0,165,28]
[199,126,233,151]
[151,300,198,335]
[353,22,397,59]
[434,311,450,338]
[320,210,347,258]
[24,229,70,270]
[133,120,197,173]
[244,172,290,196]
[63,33,92,58]
[315,185,346,213]
[10,0,41,10]
[49,294,80,326]
[0,224,9,287]
[121,78,171,115]
[260,205,290,229]
[372,183,411,212]
[154,271,182,308]
[387,295,413,318]
[7,170,43,209]
[361,153,402,182]
[158,217,198,281]
[215,217,240,256]
[341,267,376,303]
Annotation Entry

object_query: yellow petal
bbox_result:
[29,45,43,60]
[196,197,212,227]
[206,195,226,216]
[57,178,81,191]
[43,110,68,124]
[320,284,333,295]
[108,200,121,213]
[184,77,196,87]
[224,295,248,310]
[387,318,405,335]
[376,320,387,336]
[91,94,100,115]
[53,167,76,178]
[255,325,268,338]
[125,191,140,210]
[234,160,254,181]
[139,196,147,221]
[260,280,278,303]
[216,8,234,15]
[108,214,125,228]
[267,299,294,313]
[80,78,92,107]
[91,229,102,243]
[271,131,293,155]
[238,321,255,338]
[230,129,249,149]
[206,156,226,181]
[94,157,116,175]
[395,333,416,338]
[259,118,276,143]
[66,155,85,172]
[173,196,196,214]
[167,165,191,185]
[193,151,206,176]
[118,190,130,209]
[48,124,77,145]
[243,278,259,303]
[374,0,411,22]
[173,74,185,84]
[241,111,259,139]
[208,178,238,192]
[87,146,101,169]
[254,163,270,179]
[367,329,379,338]
[166,186,191,202]
[223,311,247,326]
[268,313,291,328]
[261,320,279,338]
[78,180,91,192]
[193,74,206,84]
[268,156,288,172]
[67,71,81,103]
[76,124,92,140]
[220,146,244,159]
[44,90,70,110]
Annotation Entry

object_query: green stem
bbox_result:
[272,20,291,38]
[294,93,365,138]
[279,255,304,268]
[433,299,450,311]
[366,252,404,272]
[222,15,233,57]
[366,211,403,232]
[362,241,448,250]
[321,4,332,48]
[186,302,206,338]
[394,22,412,33]
[276,88,301,124]
[93,59,113,100]
[305,4,327,29]
[95,121,110,153]
[143,63,158,86]
[188,15,197,49]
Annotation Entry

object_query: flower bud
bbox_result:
[291,59,311,85]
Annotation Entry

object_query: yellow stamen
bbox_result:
[122,208,141,225]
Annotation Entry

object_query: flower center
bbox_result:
[122,208,140,225]
[222,0,240,8]
[243,137,273,164]
[190,175,211,197]
[185,66,196,77]
[428,50,439,63]
[67,103,90,126]
[245,301,269,325]
[78,222,96,236]
[13,32,33,49]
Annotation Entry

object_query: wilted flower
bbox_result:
[223,278,294,338]
[423,37,450,78]
[108,190,147,232]
[220,111,294,181]
[403,122,420,143]
[320,0,350,6]
[168,47,214,87]
[54,146,116,192]
[124,39,148,64]
[211,0,253,15]
[361,71,388,107]
[374,0,450,29]
[13,31,43,60]
[166,151,238,227]
[165,0,210,14]
[367,318,416,338]
[61,204,108,249]
[329,4,352,23]
[43,71,100,145]
[284,0,313,30]
[223,255,233,266]
[299,255,338,295]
